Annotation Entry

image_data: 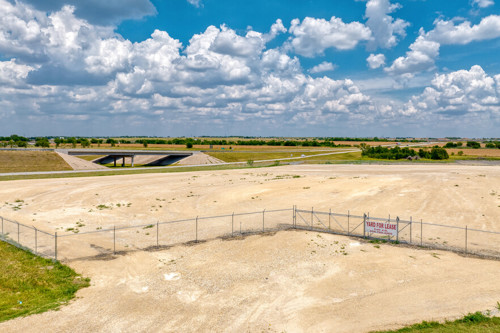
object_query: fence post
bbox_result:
[293,205,296,228]
[232,212,234,236]
[328,209,331,230]
[420,219,423,246]
[1,216,3,237]
[311,207,313,230]
[156,221,159,248]
[113,225,116,254]
[347,210,350,235]
[262,209,265,232]
[35,227,38,255]
[17,222,20,244]
[410,216,412,244]
[195,216,198,242]
[363,213,366,238]
[54,232,58,261]
[396,217,400,242]
[465,225,468,254]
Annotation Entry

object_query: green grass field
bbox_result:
[0,151,72,173]
[206,151,335,162]
[374,312,500,332]
[0,241,89,322]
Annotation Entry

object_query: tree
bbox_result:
[430,147,449,160]
[35,137,50,148]
[80,138,91,148]
[66,137,77,148]
[186,142,193,149]
[54,138,62,148]
[106,138,116,147]
[466,141,481,149]
[17,141,28,148]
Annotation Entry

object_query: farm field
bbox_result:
[0,164,499,332]
[204,150,344,162]
[447,148,500,158]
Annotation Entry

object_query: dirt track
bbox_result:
[1,164,500,332]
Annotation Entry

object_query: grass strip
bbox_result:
[0,163,272,182]
[0,241,89,322]
[374,312,500,332]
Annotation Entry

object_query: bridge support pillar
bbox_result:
[131,155,135,167]
[122,157,125,167]
[113,157,116,167]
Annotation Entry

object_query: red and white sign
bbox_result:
[365,220,398,237]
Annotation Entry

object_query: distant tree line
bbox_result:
[484,141,500,149]
[0,135,29,148]
[361,145,449,160]
[443,142,463,148]
[444,141,484,149]
[134,138,356,147]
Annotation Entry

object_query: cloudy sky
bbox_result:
[1,0,500,137]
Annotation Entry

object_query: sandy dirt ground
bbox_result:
[1,231,500,333]
[175,152,224,165]
[56,152,107,170]
[0,164,500,332]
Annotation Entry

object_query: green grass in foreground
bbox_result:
[374,312,500,333]
[0,241,89,322]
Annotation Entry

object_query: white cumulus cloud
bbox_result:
[365,0,409,49]
[367,53,386,69]
[404,65,500,117]
[386,15,500,77]
[310,61,336,73]
[288,17,371,57]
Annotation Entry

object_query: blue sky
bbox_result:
[1,0,500,137]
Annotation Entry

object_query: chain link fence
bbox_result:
[294,207,500,259]
[2,207,500,261]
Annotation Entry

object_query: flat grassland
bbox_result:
[0,164,499,332]
[0,151,72,173]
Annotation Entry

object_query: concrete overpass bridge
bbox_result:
[57,149,196,167]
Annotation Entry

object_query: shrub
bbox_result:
[466,141,481,149]
[34,138,50,148]
[186,142,193,149]
[361,146,418,160]
[430,147,449,160]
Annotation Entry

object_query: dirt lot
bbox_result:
[0,164,500,332]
